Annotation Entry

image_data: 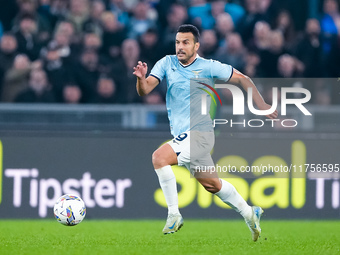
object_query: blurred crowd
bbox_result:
[0,0,339,105]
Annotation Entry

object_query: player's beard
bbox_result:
[177,49,195,65]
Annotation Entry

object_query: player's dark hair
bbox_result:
[177,24,200,43]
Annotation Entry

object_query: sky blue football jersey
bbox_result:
[150,55,233,137]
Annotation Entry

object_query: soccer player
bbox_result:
[133,24,278,241]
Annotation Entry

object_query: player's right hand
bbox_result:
[133,61,148,79]
[259,103,278,119]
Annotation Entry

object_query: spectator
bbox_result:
[83,0,106,35]
[0,34,19,74]
[328,18,340,78]
[83,32,102,52]
[247,21,271,52]
[14,14,42,61]
[41,30,75,100]
[128,1,156,39]
[210,0,226,22]
[329,29,340,104]
[112,38,142,103]
[215,13,234,47]
[162,3,188,55]
[52,21,79,58]
[198,29,218,59]
[82,32,113,73]
[38,0,69,30]
[155,0,176,29]
[294,19,323,77]
[239,0,276,44]
[239,0,262,45]
[143,91,164,105]
[53,30,73,59]
[62,83,82,103]
[243,51,261,77]
[139,28,162,66]
[275,0,307,31]
[15,68,56,103]
[42,43,66,101]
[0,21,3,39]
[54,21,76,41]
[2,54,32,102]
[90,76,120,104]
[66,0,90,40]
[0,0,336,106]
[13,0,51,43]
[108,0,130,28]
[274,9,297,50]
[101,11,125,60]
[258,30,287,77]
[224,0,245,26]
[0,0,19,31]
[320,0,340,55]
[210,0,245,27]
[257,0,277,23]
[188,0,214,29]
[43,27,74,64]
[277,54,302,78]
[0,34,18,96]
[216,32,246,72]
[72,49,101,102]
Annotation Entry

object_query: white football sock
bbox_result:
[155,165,180,215]
[215,179,252,220]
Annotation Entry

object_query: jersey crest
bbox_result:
[191,69,203,78]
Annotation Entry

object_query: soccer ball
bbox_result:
[53,194,86,226]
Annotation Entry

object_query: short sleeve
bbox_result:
[210,60,233,82]
[149,56,167,83]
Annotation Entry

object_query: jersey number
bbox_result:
[175,133,188,141]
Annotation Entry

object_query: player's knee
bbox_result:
[152,150,167,169]
[202,182,220,194]
[204,185,219,194]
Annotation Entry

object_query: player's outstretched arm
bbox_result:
[133,61,159,96]
[228,68,278,119]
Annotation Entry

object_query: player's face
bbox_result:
[175,32,200,65]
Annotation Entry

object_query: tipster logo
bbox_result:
[4,169,132,217]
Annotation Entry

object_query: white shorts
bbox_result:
[167,131,215,175]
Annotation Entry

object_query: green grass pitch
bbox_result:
[0,220,339,255]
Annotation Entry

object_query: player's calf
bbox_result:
[196,177,222,194]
